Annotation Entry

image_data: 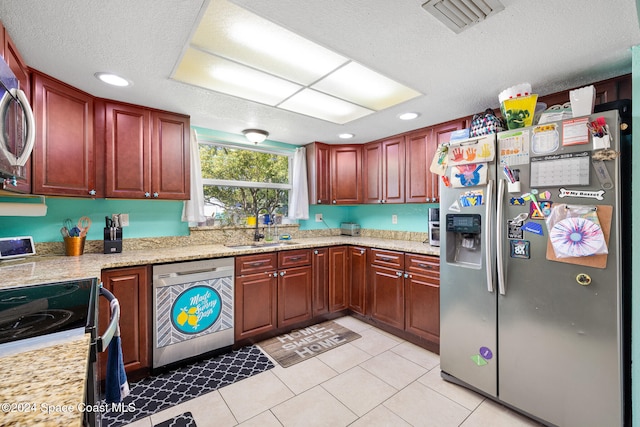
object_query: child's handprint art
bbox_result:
[454,164,485,187]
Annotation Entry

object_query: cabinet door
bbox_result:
[99,266,151,380]
[405,128,432,203]
[104,102,151,199]
[306,142,331,205]
[405,272,439,343]
[363,142,382,204]
[370,264,405,329]
[328,246,349,312]
[381,136,405,203]
[331,145,362,204]
[235,272,277,340]
[151,111,190,200]
[431,120,468,203]
[3,31,31,193]
[312,248,329,317]
[349,246,367,314]
[32,73,97,197]
[278,265,312,328]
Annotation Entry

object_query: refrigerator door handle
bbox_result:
[496,178,506,295]
[485,179,494,293]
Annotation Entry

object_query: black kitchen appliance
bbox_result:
[0,279,119,427]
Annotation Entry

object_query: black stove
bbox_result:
[0,279,97,346]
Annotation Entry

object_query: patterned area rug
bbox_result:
[154,412,197,427]
[102,345,273,426]
[259,320,361,368]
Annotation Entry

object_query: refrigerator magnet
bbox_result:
[507,220,524,239]
[510,240,531,259]
[521,221,544,236]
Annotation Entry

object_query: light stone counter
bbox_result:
[0,334,90,427]
[1,236,438,290]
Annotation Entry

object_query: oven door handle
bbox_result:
[97,287,119,353]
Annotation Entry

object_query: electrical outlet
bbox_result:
[392,214,398,224]
[315,213,323,222]
[113,213,130,227]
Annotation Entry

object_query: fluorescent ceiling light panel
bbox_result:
[191,0,348,85]
[279,89,374,124]
[173,0,422,124]
[174,47,302,106]
[312,62,421,110]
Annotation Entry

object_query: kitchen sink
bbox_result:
[225,241,298,249]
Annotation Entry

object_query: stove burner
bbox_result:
[0,309,73,344]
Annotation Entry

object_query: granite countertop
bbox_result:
[1,235,439,290]
[0,334,90,427]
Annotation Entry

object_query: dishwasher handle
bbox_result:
[97,287,120,353]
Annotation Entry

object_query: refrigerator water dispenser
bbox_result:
[445,214,482,268]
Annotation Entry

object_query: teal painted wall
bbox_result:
[298,203,437,232]
[0,197,188,242]
[631,45,639,427]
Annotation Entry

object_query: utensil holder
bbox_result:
[64,236,86,256]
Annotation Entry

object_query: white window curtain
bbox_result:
[182,129,206,224]
[288,146,309,220]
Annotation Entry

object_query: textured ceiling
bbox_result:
[0,0,638,145]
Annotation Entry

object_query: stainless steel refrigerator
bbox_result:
[439,109,623,427]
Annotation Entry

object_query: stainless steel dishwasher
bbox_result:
[152,258,234,369]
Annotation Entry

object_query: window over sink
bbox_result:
[199,141,292,225]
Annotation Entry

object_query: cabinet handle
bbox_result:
[249,261,267,267]
[314,250,319,255]
[318,199,322,203]
[396,271,403,277]
[360,249,365,254]
[288,256,302,261]
[380,256,393,262]
[404,273,411,279]
[89,189,96,196]
[280,271,286,276]
[417,263,433,269]
[332,200,337,204]
[145,192,151,198]
[153,192,159,198]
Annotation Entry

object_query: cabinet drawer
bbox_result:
[370,249,404,269]
[235,253,277,275]
[405,253,439,279]
[279,249,312,268]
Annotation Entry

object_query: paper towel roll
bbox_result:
[0,202,47,216]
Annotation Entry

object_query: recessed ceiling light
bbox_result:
[339,133,354,139]
[398,112,420,120]
[94,72,131,87]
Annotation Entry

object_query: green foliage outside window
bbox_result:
[199,144,291,224]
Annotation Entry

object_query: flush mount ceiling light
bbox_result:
[398,112,420,120]
[172,0,421,124]
[242,129,269,144]
[339,133,355,139]
[422,0,505,33]
[94,72,131,87]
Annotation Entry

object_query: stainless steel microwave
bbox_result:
[0,56,35,185]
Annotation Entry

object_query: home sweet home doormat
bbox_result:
[259,320,361,368]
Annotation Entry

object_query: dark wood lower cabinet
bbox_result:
[235,271,278,341]
[99,266,151,381]
[312,248,329,317]
[278,265,313,328]
[370,264,405,330]
[349,246,367,314]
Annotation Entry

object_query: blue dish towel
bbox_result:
[105,298,130,403]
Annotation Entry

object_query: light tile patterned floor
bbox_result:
[125,316,542,427]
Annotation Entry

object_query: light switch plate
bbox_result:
[392,214,398,224]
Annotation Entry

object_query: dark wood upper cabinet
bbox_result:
[364,137,404,204]
[404,128,433,203]
[306,142,331,205]
[32,72,98,197]
[103,101,190,200]
[331,144,363,204]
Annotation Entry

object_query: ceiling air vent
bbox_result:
[422,0,505,33]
